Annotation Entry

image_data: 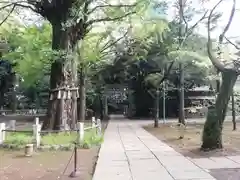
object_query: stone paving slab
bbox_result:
[126,151,155,160]
[210,168,240,180]
[92,117,217,180]
[168,169,214,180]
[227,156,240,164]
[157,156,201,171]
[190,158,223,170]
[191,157,240,170]
[132,172,174,180]
[210,157,240,168]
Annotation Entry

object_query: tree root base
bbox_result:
[200,145,223,152]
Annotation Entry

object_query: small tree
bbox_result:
[201,0,239,150]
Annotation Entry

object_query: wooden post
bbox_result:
[9,120,16,130]
[35,117,39,125]
[33,120,41,148]
[97,119,102,136]
[80,122,84,142]
[77,122,84,143]
[0,123,6,144]
[91,117,95,128]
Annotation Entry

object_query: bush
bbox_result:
[2,128,103,150]
[5,132,33,146]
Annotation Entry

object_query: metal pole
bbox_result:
[74,144,77,171]
[69,142,80,177]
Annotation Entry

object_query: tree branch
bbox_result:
[87,11,135,26]
[224,36,240,50]
[0,4,16,26]
[179,0,188,35]
[100,27,131,54]
[159,59,174,85]
[0,1,36,12]
[186,10,208,38]
[88,3,137,15]
[218,1,235,46]
[207,0,227,72]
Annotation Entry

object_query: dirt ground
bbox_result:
[144,121,240,158]
[0,115,108,180]
[0,148,99,180]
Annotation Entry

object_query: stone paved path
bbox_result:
[93,116,216,180]
[190,156,240,180]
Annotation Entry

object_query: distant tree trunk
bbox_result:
[202,70,237,150]
[216,79,220,93]
[100,95,104,120]
[232,91,236,130]
[78,66,86,122]
[11,73,17,113]
[42,22,79,130]
[103,94,109,120]
[154,89,160,128]
[0,91,4,110]
[95,92,102,119]
[178,63,185,125]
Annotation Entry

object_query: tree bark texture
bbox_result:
[78,66,86,122]
[201,70,237,150]
[42,22,79,130]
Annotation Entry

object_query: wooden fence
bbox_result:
[0,109,47,116]
[0,117,101,148]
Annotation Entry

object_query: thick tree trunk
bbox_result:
[78,66,86,122]
[201,70,237,150]
[42,23,78,130]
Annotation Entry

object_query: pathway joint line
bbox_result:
[117,124,134,180]
[130,125,176,180]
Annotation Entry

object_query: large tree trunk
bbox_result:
[201,70,237,150]
[42,22,78,130]
[78,66,86,122]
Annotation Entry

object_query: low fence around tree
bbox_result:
[0,109,47,116]
[0,117,102,148]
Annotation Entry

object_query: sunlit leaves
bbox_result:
[2,22,52,88]
[144,72,163,88]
